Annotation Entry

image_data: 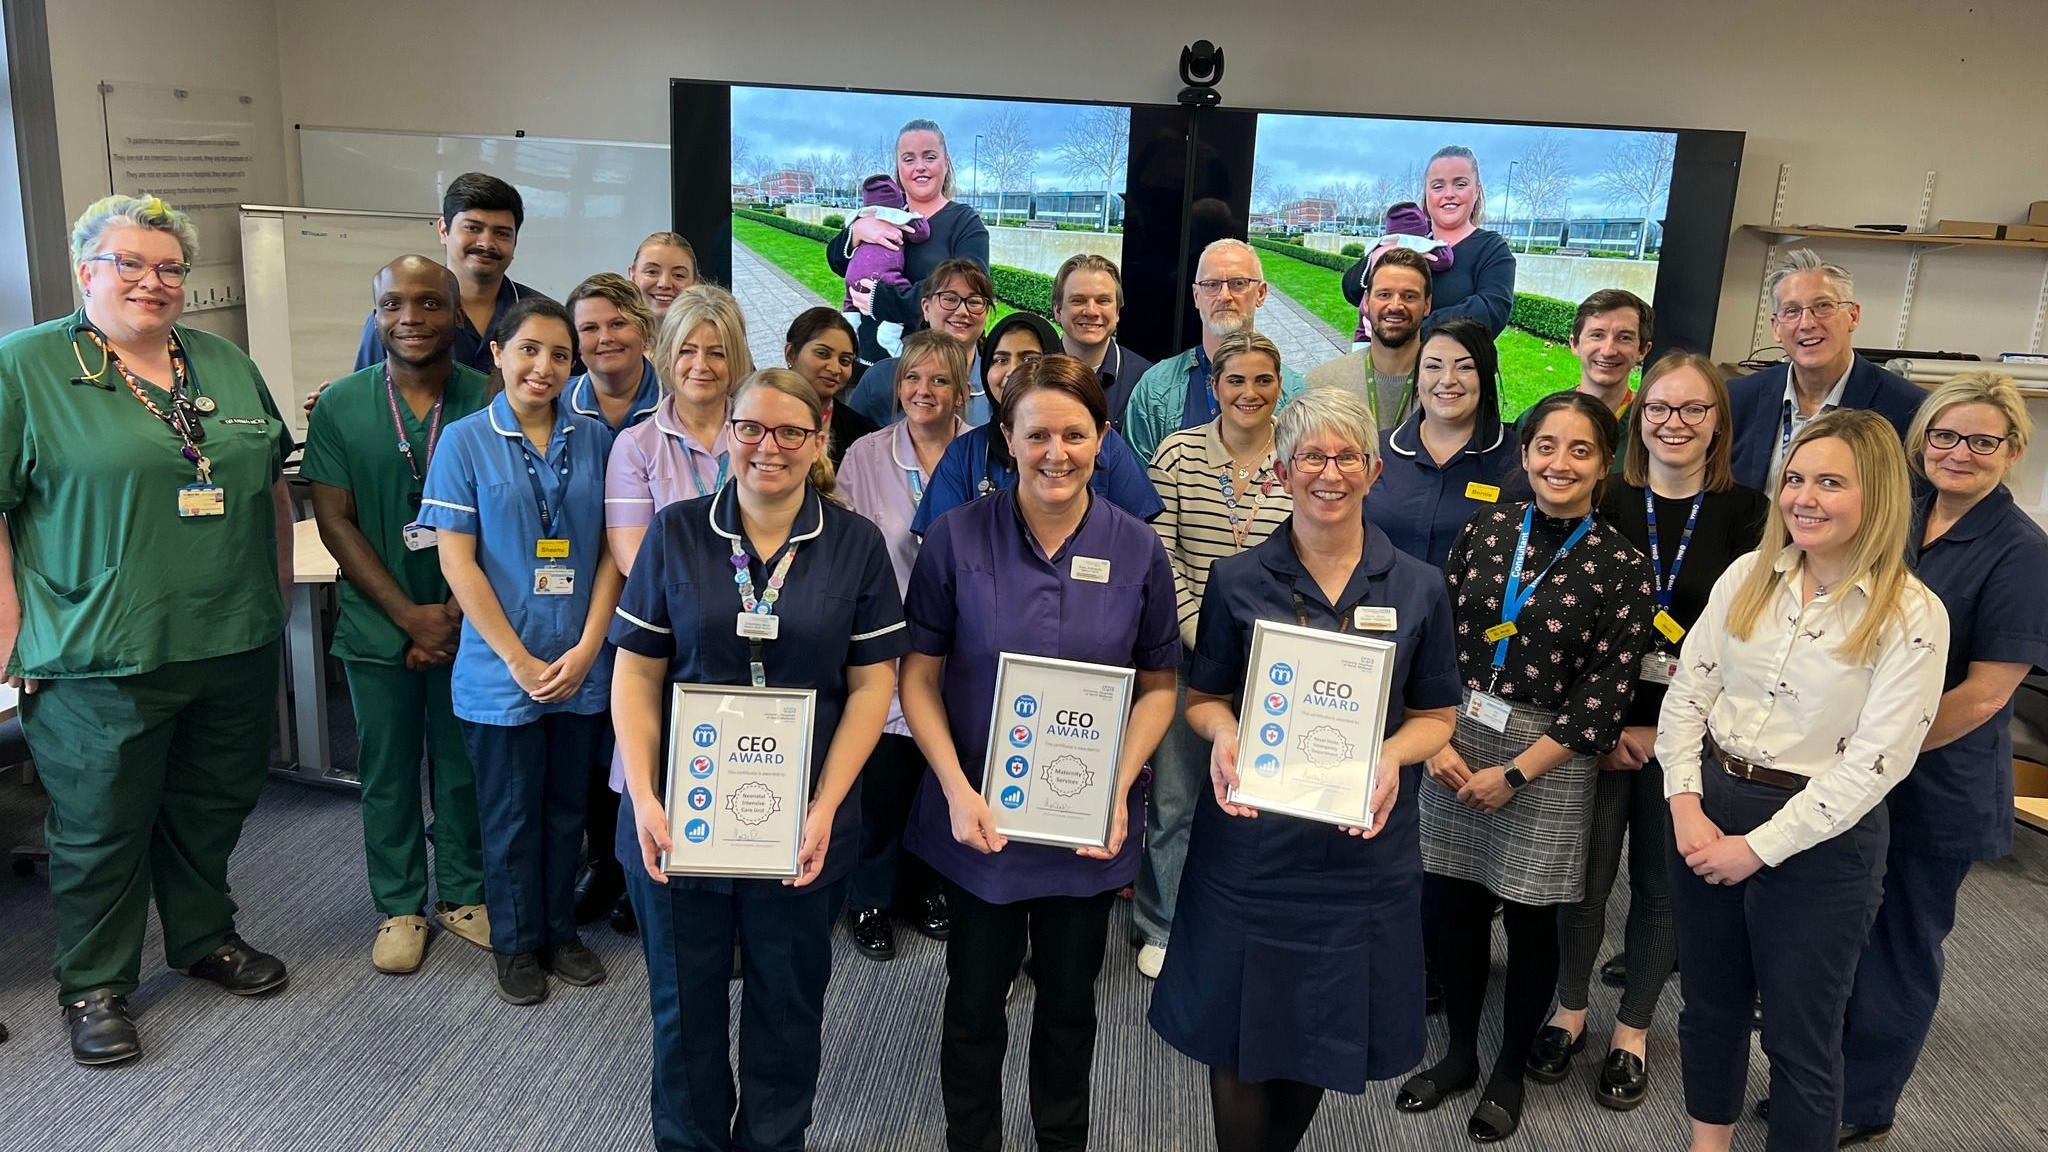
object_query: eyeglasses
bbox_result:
[931,290,990,314]
[1642,401,1713,427]
[1290,450,1368,475]
[729,419,818,450]
[1773,299,1854,324]
[88,252,191,288]
[1194,276,1263,298]
[1926,428,2013,456]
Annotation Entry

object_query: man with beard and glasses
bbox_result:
[1307,246,1433,429]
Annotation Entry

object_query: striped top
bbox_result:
[1147,421,1296,648]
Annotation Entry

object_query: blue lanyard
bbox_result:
[514,430,571,538]
[1493,504,1593,670]
[691,450,729,498]
[1644,488,1703,611]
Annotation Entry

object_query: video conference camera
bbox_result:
[1178,41,1224,107]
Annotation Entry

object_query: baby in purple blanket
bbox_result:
[842,173,931,358]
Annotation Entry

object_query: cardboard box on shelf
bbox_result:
[2009,224,2048,244]
[2029,201,2048,227]
[1936,220,2004,238]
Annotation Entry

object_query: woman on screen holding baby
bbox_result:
[1342,145,1517,339]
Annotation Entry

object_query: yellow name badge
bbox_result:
[1482,622,1518,643]
[1465,482,1500,502]
[1653,610,1687,643]
[535,538,570,560]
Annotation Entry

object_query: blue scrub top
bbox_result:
[565,360,661,434]
[1187,520,1464,880]
[607,483,910,893]
[1363,411,1520,568]
[910,423,1163,536]
[848,349,988,428]
[902,488,1182,904]
[1895,485,2048,860]
[353,276,545,376]
[418,392,614,725]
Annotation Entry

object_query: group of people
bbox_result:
[2,118,2041,1152]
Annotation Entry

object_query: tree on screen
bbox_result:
[981,108,1037,226]
[1514,133,1573,231]
[731,135,753,185]
[1056,105,1131,232]
[1597,133,1676,259]
[1251,164,1275,216]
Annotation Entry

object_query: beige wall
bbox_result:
[39,0,2048,361]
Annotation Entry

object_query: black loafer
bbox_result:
[1599,952,1628,988]
[182,934,288,996]
[544,940,606,987]
[494,953,548,1005]
[1594,1049,1648,1111]
[64,989,140,1066]
[1468,1098,1520,1144]
[850,907,896,961]
[608,893,637,936]
[1840,1122,1893,1146]
[573,863,624,925]
[1395,1069,1477,1113]
[909,891,951,941]
[1525,1025,1586,1083]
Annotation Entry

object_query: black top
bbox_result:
[1598,482,1770,726]
[1443,501,1655,754]
[826,398,878,468]
[827,200,992,363]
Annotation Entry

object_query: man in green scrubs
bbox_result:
[303,255,493,974]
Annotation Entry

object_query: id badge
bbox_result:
[1071,556,1112,583]
[735,612,781,640]
[1640,652,1682,685]
[1354,605,1398,631]
[533,565,575,596]
[1652,609,1687,644]
[177,483,225,518]
[536,538,570,560]
[401,521,439,551]
[1464,691,1513,733]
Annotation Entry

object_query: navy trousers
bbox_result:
[1840,846,1973,1128]
[1667,764,1887,1152]
[619,790,847,1152]
[460,711,601,955]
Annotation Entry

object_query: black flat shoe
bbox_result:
[182,934,288,996]
[1395,1069,1477,1113]
[494,953,547,1005]
[1599,952,1628,988]
[1468,1097,1521,1144]
[1525,1025,1586,1083]
[909,891,951,941]
[1594,1049,1648,1111]
[544,939,606,987]
[64,990,139,1066]
[850,907,896,961]
[608,893,637,936]
[1755,1097,1771,1120]
[1840,1122,1893,1146]
[573,863,624,925]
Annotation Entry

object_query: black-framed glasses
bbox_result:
[1926,427,2013,456]
[1773,299,1854,324]
[729,419,818,450]
[88,252,190,288]
[1194,276,1263,297]
[1643,401,1713,427]
[1290,450,1368,475]
[931,290,990,314]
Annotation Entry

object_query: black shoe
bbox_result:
[908,891,951,941]
[1395,1068,1477,1113]
[1755,1097,1771,1120]
[608,892,637,936]
[1599,952,1628,988]
[1840,1122,1893,1146]
[64,990,139,1066]
[1594,1049,1648,1111]
[573,863,624,926]
[182,934,288,996]
[850,907,896,961]
[1425,969,1444,1015]
[545,939,607,987]
[494,953,548,1005]
[1525,1025,1586,1084]
[1468,1097,1521,1144]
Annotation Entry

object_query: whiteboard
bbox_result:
[297,126,672,303]
[241,206,442,437]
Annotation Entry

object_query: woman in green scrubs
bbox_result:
[0,194,295,1066]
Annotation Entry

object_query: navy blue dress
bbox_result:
[1363,411,1519,569]
[1147,521,1463,1090]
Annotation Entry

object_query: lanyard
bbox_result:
[1289,589,1355,634]
[384,369,446,484]
[1218,461,1272,549]
[690,451,729,499]
[1198,354,1219,420]
[1493,504,1594,672]
[514,428,571,538]
[95,331,212,483]
[1644,488,1703,611]
[732,535,800,687]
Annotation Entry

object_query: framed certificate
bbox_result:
[981,653,1136,849]
[1230,620,1396,829]
[661,683,817,878]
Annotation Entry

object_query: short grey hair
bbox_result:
[1767,248,1854,306]
[69,193,200,266]
[1276,386,1379,466]
[1196,237,1263,278]
[1426,145,1484,225]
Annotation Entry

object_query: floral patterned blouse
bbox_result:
[1442,501,1655,754]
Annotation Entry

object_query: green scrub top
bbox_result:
[0,311,292,679]
[299,362,489,665]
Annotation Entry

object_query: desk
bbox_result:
[279,517,348,787]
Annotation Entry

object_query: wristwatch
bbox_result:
[1502,761,1529,790]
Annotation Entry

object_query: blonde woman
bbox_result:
[627,230,699,321]
[565,272,661,432]
[1658,409,1949,1152]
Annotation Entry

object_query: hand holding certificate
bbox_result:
[661,684,817,879]
[980,653,1136,850]
[1228,621,1397,830]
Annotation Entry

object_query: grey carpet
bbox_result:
[3,777,2047,1151]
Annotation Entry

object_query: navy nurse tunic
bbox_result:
[1147,520,1463,1091]
[1362,411,1519,569]
[606,483,910,894]
[901,489,1181,902]
[910,422,1163,536]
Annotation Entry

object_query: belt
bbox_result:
[1707,737,1808,792]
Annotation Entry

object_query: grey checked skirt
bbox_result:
[1419,691,1598,905]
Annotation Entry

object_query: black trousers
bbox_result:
[1557,759,1676,1029]
[940,880,1115,1152]
[1668,763,1886,1150]
[584,721,620,877]
[849,733,936,912]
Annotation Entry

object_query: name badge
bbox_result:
[735,612,781,640]
[1354,605,1398,631]
[401,522,439,551]
[1652,610,1687,644]
[1482,621,1518,643]
[533,566,575,596]
[1640,652,1682,685]
[535,538,570,560]
[1071,556,1112,584]
[1465,482,1501,502]
[177,483,225,518]
[1464,690,1513,733]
